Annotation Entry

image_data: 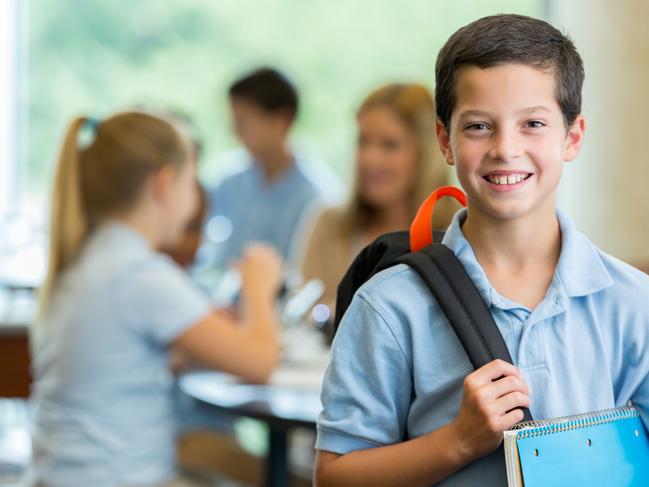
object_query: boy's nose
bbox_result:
[488,129,523,163]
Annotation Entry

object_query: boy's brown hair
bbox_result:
[435,14,584,130]
[229,67,298,122]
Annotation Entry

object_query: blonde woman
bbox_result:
[27,111,282,487]
[300,84,456,315]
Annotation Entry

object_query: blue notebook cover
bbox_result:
[504,406,649,487]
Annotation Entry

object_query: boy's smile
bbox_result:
[437,63,585,222]
[483,170,533,192]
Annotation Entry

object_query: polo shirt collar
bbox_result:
[441,208,613,310]
[441,210,498,308]
[554,209,613,297]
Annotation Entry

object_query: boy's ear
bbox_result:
[564,114,586,162]
[271,109,294,134]
[436,120,455,166]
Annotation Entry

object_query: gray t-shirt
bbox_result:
[27,223,210,487]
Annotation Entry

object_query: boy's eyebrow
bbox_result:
[457,109,490,119]
[517,105,552,114]
[457,106,552,119]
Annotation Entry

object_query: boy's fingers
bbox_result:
[494,391,531,416]
[484,375,530,400]
[498,408,527,431]
[469,359,522,386]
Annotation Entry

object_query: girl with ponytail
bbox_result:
[28,111,282,487]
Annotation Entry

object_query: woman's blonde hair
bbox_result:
[39,111,193,315]
[341,83,455,234]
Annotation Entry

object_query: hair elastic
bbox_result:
[78,117,101,148]
[85,117,101,132]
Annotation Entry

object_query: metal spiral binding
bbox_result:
[513,406,638,440]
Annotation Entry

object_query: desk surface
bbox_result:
[179,362,326,430]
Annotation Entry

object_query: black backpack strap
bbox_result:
[334,232,411,333]
[398,243,533,422]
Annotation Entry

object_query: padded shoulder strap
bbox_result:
[398,243,533,422]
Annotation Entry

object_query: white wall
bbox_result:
[0,0,18,216]
[551,0,649,263]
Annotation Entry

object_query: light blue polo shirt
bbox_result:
[316,209,649,485]
[27,223,211,487]
[205,150,341,266]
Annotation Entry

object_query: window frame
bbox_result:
[0,0,20,217]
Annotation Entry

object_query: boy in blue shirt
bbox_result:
[315,14,649,486]
[207,67,339,267]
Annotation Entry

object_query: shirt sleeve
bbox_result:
[316,290,413,454]
[626,317,649,428]
[114,255,211,345]
[606,266,649,428]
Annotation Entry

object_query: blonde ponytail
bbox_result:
[38,116,90,316]
[37,110,193,319]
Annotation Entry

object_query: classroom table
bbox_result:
[179,357,326,487]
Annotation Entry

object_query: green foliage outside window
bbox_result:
[24,0,542,196]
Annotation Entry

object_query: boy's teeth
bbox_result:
[487,174,527,185]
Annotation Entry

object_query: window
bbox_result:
[0,0,18,216]
[22,0,543,199]
[3,0,544,285]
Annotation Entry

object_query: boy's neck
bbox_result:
[255,145,294,182]
[462,203,561,267]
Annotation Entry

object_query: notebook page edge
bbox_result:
[504,430,524,487]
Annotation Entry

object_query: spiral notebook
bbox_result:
[504,405,649,487]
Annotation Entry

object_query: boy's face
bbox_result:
[229,97,292,160]
[437,63,585,223]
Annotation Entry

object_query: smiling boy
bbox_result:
[314,14,649,486]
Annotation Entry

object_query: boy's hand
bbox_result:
[450,359,531,460]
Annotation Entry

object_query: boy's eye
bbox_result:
[465,122,490,131]
[524,120,546,129]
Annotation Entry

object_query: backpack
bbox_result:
[333,186,532,422]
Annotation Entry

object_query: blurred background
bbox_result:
[3,0,649,282]
[0,0,543,288]
[2,0,649,485]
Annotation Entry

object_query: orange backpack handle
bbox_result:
[410,186,467,252]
